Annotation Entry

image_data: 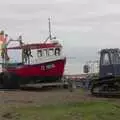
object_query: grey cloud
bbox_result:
[0,2,119,48]
[77,14,120,23]
[8,4,55,15]
[0,0,56,4]
[107,0,120,4]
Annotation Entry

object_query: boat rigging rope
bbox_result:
[23,46,33,63]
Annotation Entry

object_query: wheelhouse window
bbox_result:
[48,48,54,56]
[55,48,61,56]
[37,47,61,57]
[37,49,42,57]
[43,49,48,56]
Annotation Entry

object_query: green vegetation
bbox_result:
[3,101,120,120]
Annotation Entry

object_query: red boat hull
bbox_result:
[6,58,66,84]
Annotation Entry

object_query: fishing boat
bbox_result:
[0,18,66,88]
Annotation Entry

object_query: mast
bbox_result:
[44,18,56,43]
[48,17,52,40]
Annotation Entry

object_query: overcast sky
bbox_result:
[0,0,120,73]
[0,0,119,46]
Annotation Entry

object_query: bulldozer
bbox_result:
[90,48,120,96]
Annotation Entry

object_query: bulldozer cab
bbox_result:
[99,48,120,78]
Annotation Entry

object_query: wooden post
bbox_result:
[68,79,72,92]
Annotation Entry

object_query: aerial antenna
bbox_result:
[44,18,56,43]
[48,17,52,40]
